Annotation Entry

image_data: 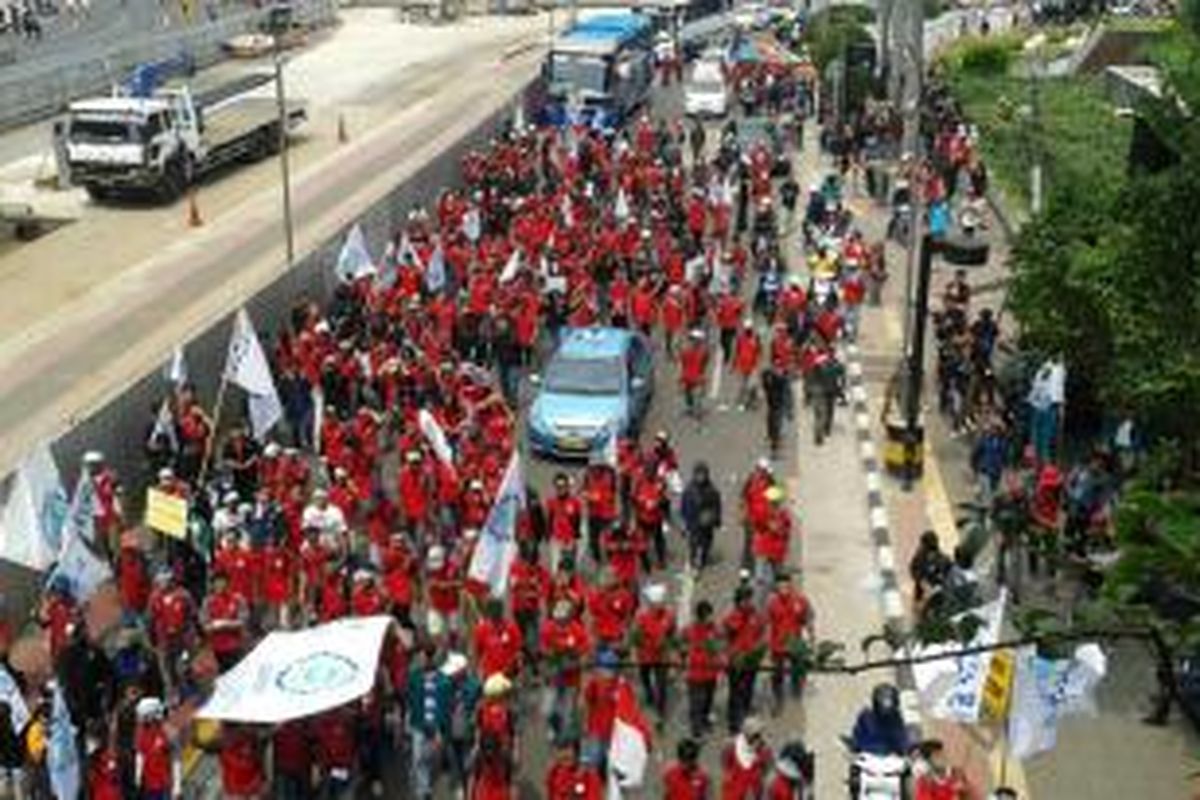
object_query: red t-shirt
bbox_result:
[474,618,523,677]
[219,729,264,796]
[766,588,810,655]
[135,724,173,793]
[633,607,675,665]
[663,762,711,799]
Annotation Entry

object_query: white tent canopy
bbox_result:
[197,615,394,724]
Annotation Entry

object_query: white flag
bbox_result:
[614,187,631,222]
[561,193,574,227]
[335,223,375,283]
[0,443,66,571]
[418,409,454,465]
[148,398,179,454]
[463,207,482,244]
[397,232,421,268]
[0,664,30,737]
[467,452,523,596]
[164,345,188,385]
[1009,643,1106,760]
[499,248,523,285]
[47,682,80,800]
[51,476,111,602]
[425,243,447,294]
[607,682,651,798]
[224,309,283,441]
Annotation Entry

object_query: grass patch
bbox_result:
[945,69,1133,211]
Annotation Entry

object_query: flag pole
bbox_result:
[197,372,230,489]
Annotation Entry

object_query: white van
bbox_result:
[684,59,728,117]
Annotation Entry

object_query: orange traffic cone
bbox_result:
[337,113,349,144]
[187,190,202,228]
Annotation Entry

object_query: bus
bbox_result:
[543,12,655,131]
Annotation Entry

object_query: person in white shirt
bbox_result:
[301,488,347,547]
[1027,357,1065,462]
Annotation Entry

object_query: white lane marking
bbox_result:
[847,360,863,378]
[860,440,877,461]
[883,588,904,619]
[877,545,896,572]
[708,346,724,400]
[900,689,923,724]
[866,471,882,493]
[855,411,871,431]
[852,385,868,404]
[869,505,889,532]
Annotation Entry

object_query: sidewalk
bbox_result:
[844,157,1200,798]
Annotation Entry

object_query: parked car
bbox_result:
[528,327,654,459]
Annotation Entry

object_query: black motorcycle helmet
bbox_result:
[871,683,901,720]
[776,740,814,783]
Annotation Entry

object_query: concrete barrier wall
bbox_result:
[0,0,337,130]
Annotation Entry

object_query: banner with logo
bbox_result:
[1009,643,1106,760]
[910,590,1007,723]
[197,615,394,723]
[145,488,188,539]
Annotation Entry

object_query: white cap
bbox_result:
[427,545,446,569]
[83,451,104,465]
[643,583,667,605]
[136,697,165,721]
[440,651,469,676]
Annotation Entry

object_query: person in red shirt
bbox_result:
[544,741,603,800]
[587,569,636,650]
[272,719,312,799]
[544,473,583,572]
[540,600,590,744]
[218,723,266,799]
[472,674,516,800]
[147,568,195,693]
[118,531,150,614]
[913,740,972,800]
[134,697,177,800]
[723,586,766,734]
[679,329,710,418]
[86,731,123,800]
[732,319,762,410]
[662,285,687,355]
[581,650,627,765]
[631,467,668,570]
[720,718,771,800]
[350,570,387,616]
[426,545,462,639]
[260,534,294,631]
[631,582,676,724]
[601,523,644,585]
[581,454,619,565]
[397,449,432,536]
[715,291,745,363]
[509,543,549,674]
[767,741,814,799]
[840,261,867,343]
[766,572,812,714]
[752,487,793,594]
[630,277,658,336]
[313,706,357,797]
[681,602,723,740]
[202,571,249,673]
[474,600,523,679]
[662,738,710,799]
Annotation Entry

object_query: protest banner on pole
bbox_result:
[145,488,188,539]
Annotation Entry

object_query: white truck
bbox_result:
[62,78,306,202]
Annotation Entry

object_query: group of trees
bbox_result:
[1005,3,1200,657]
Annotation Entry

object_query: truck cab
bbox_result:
[65,89,202,201]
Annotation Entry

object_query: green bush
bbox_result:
[938,33,1024,77]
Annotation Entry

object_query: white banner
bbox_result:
[910,590,1007,723]
[224,308,283,441]
[1009,643,1106,760]
[198,615,394,723]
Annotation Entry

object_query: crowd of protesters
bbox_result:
[0,37,924,798]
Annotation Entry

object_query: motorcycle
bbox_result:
[846,750,911,800]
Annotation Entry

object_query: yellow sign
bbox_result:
[981,648,1016,721]
[146,488,188,539]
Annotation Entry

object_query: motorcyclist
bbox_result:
[850,684,911,756]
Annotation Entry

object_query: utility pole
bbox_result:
[271,21,295,269]
[1024,34,1046,215]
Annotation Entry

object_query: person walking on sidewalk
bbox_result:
[680,329,711,419]
[683,600,723,739]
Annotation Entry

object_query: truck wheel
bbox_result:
[85,184,109,203]
[263,124,282,157]
[159,157,187,202]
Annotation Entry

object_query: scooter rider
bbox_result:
[851,684,911,756]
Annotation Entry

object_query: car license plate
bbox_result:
[558,435,585,451]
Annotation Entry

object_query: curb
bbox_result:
[843,342,923,732]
